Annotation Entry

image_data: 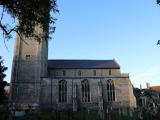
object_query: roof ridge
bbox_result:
[48,59,114,61]
[48,59,120,69]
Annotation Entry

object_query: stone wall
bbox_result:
[10,28,48,109]
[40,68,136,110]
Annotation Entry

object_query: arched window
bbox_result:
[62,70,66,76]
[59,80,67,103]
[109,69,111,75]
[106,79,115,102]
[93,70,96,76]
[81,79,90,102]
[78,71,81,76]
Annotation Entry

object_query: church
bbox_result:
[10,27,136,111]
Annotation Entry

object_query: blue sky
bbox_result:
[1,0,160,88]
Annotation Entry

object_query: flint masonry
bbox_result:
[10,27,136,111]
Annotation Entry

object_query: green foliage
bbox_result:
[15,108,159,120]
[15,108,139,120]
[0,0,58,41]
[60,110,99,120]
[108,109,133,120]
[15,109,99,120]
[0,56,7,80]
[17,108,53,120]
[0,56,8,104]
[154,106,160,120]
[0,104,9,120]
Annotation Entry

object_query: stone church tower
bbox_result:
[10,26,48,109]
[10,27,136,112]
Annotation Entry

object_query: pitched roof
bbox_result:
[146,86,160,91]
[48,59,120,69]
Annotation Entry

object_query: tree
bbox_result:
[0,0,58,42]
[157,40,160,45]
[0,56,8,104]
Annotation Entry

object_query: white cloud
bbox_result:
[130,64,160,88]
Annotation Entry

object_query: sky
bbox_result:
[1,0,160,88]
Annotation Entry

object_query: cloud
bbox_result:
[130,64,160,88]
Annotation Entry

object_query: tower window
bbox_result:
[59,80,67,103]
[56,71,59,76]
[93,70,96,76]
[107,79,115,102]
[26,55,30,61]
[62,70,66,76]
[78,71,81,76]
[81,79,90,102]
[109,69,111,75]
[53,71,56,76]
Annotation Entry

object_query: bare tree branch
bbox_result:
[0,7,4,22]
[0,0,58,48]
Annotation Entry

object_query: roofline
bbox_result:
[48,59,117,61]
[48,59,120,69]
[112,58,120,68]
[148,85,160,87]
[48,67,120,69]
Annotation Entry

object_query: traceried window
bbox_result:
[78,71,81,76]
[109,69,111,75]
[81,79,90,102]
[62,70,66,76]
[59,80,67,103]
[93,70,96,76]
[26,55,30,61]
[106,79,115,102]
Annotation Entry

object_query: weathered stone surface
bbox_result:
[10,27,136,110]
[10,29,48,109]
[40,68,136,110]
